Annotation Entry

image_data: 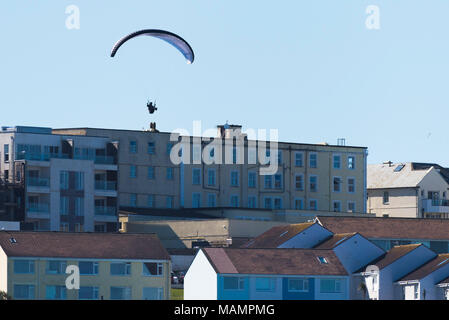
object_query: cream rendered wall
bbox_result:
[367,188,419,218]
[7,257,170,300]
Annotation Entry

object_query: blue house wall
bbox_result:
[282,278,315,300]
[217,275,250,300]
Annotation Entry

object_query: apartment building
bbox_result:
[0,126,119,232]
[0,232,171,300]
[54,125,368,214]
[367,162,449,219]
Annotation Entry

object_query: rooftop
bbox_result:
[0,231,170,260]
[367,162,432,189]
[399,254,449,282]
[202,247,348,276]
[241,222,317,248]
[361,244,423,271]
[316,216,449,241]
[313,233,358,250]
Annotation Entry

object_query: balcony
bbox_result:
[94,206,117,223]
[422,199,449,214]
[94,180,117,191]
[27,203,50,219]
[27,177,50,187]
[17,153,70,161]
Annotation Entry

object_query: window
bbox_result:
[129,141,137,153]
[45,286,67,300]
[147,142,155,154]
[295,174,304,191]
[264,175,273,189]
[46,260,67,274]
[309,175,318,192]
[166,168,174,180]
[147,166,155,179]
[143,287,164,300]
[74,172,84,191]
[394,164,405,172]
[223,277,245,290]
[166,196,174,209]
[4,170,8,181]
[143,262,163,276]
[277,150,283,164]
[274,174,282,189]
[294,198,304,210]
[74,197,84,216]
[320,279,343,293]
[248,196,257,208]
[295,152,304,167]
[333,155,341,169]
[231,171,239,187]
[232,147,237,164]
[288,278,309,292]
[208,169,216,186]
[309,153,317,168]
[248,172,256,188]
[383,191,389,204]
[347,178,355,193]
[274,197,282,209]
[248,147,257,164]
[147,195,155,208]
[333,177,341,192]
[110,287,132,300]
[348,156,355,169]
[192,193,201,208]
[79,287,99,300]
[14,260,35,274]
[129,194,137,207]
[110,262,131,276]
[317,256,328,264]
[309,200,317,211]
[79,261,99,275]
[255,278,276,292]
[60,223,69,232]
[60,171,69,190]
[333,201,341,212]
[264,197,273,209]
[347,201,356,213]
[13,285,35,300]
[60,196,69,215]
[129,165,137,178]
[166,143,174,155]
[230,195,239,207]
[192,168,201,185]
[207,193,217,207]
[4,144,9,162]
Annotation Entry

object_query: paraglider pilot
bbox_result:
[147,101,157,114]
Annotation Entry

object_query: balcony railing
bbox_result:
[27,203,50,214]
[429,199,449,207]
[27,177,50,187]
[17,153,70,161]
[73,155,116,165]
[95,206,116,216]
[94,180,117,191]
[422,199,449,214]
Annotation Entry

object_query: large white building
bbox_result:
[0,126,119,232]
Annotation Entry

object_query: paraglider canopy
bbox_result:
[110,29,194,64]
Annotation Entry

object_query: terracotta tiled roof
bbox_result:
[316,216,449,241]
[399,254,449,282]
[202,248,348,276]
[0,231,170,260]
[241,222,316,248]
[364,244,422,270]
[314,233,357,249]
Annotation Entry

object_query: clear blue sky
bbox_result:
[1,1,448,165]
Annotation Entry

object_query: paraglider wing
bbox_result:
[110,29,194,64]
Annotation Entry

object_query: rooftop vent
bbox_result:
[9,237,17,244]
[337,138,346,146]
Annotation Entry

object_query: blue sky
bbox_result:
[1,1,449,165]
